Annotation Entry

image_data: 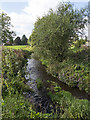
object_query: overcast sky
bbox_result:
[0,0,89,38]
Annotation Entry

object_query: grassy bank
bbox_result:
[2,48,32,119]
[46,80,90,119]
[2,48,50,119]
[39,45,90,95]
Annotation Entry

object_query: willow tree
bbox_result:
[31,3,87,62]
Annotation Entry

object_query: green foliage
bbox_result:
[47,81,90,119]
[41,47,90,94]
[2,48,32,96]
[36,78,43,90]
[2,46,90,119]
[0,11,15,44]
[66,99,90,119]
[14,35,28,45]
[40,59,49,67]
[31,2,87,64]
[2,93,31,119]
[2,93,52,119]
[58,47,90,94]
[14,36,22,45]
[28,35,31,45]
[2,48,52,119]
[59,64,89,88]
[69,39,87,50]
[75,39,87,48]
[21,35,28,45]
[30,2,88,94]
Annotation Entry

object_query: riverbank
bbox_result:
[2,46,90,119]
[25,58,90,119]
[34,45,90,95]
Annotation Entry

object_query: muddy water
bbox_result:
[25,59,89,112]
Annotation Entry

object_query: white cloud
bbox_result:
[8,0,61,38]
[23,0,60,21]
[4,0,89,38]
[9,12,34,38]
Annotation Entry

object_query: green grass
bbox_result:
[5,45,34,52]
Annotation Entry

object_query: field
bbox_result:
[5,45,34,51]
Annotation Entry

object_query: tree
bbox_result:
[28,35,31,45]
[14,37,21,45]
[0,11,16,44]
[21,35,28,45]
[31,3,87,62]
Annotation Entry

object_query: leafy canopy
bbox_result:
[30,3,87,62]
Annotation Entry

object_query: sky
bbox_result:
[0,0,89,39]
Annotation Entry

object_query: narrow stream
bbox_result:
[25,59,53,113]
[25,58,89,112]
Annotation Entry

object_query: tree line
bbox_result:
[4,35,28,46]
[12,35,28,45]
